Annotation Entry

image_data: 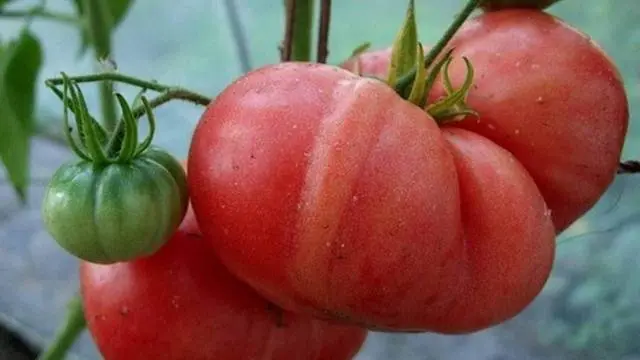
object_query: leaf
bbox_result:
[72,0,135,56]
[386,0,419,87]
[0,0,15,9]
[0,30,43,201]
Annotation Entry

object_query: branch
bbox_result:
[45,72,211,104]
[618,160,640,174]
[316,0,332,63]
[281,0,297,61]
[0,8,78,25]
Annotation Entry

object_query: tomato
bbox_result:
[80,206,367,360]
[428,9,629,232]
[480,0,560,10]
[339,47,392,79]
[341,10,629,233]
[187,62,556,333]
[339,45,430,80]
[42,144,188,264]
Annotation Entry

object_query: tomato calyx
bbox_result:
[58,72,156,166]
[385,0,477,124]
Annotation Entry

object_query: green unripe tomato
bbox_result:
[42,146,188,264]
[480,0,560,11]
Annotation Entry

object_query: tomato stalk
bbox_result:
[282,0,314,61]
[36,295,86,360]
[316,0,332,63]
[618,160,640,174]
[394,0,480,95]
[0,6,79,25]
[82,0,118,133]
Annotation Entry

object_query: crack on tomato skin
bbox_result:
[265,302,286,328]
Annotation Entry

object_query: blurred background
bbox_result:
[0,0,638,359]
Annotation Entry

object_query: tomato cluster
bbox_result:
[187,8,627,335]
[44,4,629,360]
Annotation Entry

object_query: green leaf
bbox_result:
[0,30,43,201]
[0,0,15,9]
[386,0,419,87]
[72,0,135,56]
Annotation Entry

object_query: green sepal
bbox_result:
[407,43,427,107]
[386,0,419,88]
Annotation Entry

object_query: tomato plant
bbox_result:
[13,0,636,358]
[80,206,367,360]
[42,77,189,264]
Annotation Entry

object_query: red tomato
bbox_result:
[342,10,629,233]
[80,206,367,360]
[340,47,392,78]
[188,62,556,333]
[339,45,431,79]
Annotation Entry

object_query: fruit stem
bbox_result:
[103,88,212,156]
[282,0,314,61]
[36,294,87,360]
[45,73,213,111]
[394,0,480,94]
[83,0,118,133]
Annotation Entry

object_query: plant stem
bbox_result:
[104,89,213,155]
[316,0,332,63]
[37,295,86,360]
[281,0,297,61]
[0,8,79,24]
[394,0,480,93]
[46,73,212,106]
[618,160,640,174]
[283,0,314,61]
[83,0,118,132]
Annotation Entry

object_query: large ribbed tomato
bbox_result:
[80,206,367,360]
[187,61,556,333]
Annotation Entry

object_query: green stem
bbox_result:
[83,0,118,132]
[0,8,79,24]
[290,0,314,61]
[37,295,86,360]
[394,0,479,94]
[46,74,212,107]
[47,73,182,93]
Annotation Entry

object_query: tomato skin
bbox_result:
[81,207,367,360]
[188,62,555,333]
[42,145,188,264]
[339,45,430,80]
[480,0,559,10]
[339,47,392,79]
[429,9,628,232]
